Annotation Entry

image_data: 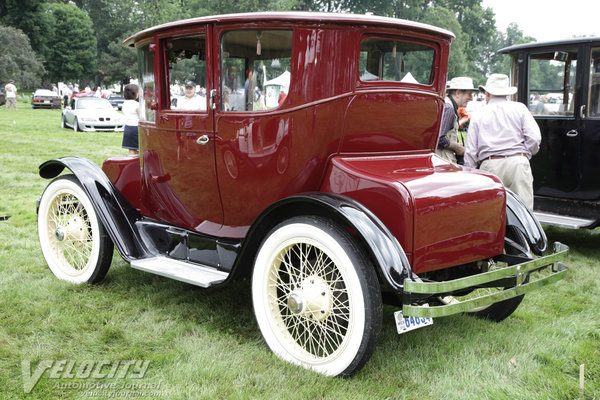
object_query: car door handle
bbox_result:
[196,135,210,145]
[209,89,217,110]
[566,130,579,137]
[580,105,586,119]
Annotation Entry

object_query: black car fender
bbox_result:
[38,156,146,261]
[229,193,415,291]
[505,188,547,255]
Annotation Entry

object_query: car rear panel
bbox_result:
[322,154,505,274]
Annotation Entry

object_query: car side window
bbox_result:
[165,35,207,112]
[359,38,435,85]
[589,48,600,118]
[138,43,155,122]
[220,30,293,112]
[528,50,577,116]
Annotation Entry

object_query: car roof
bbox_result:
[124,11,454,47]
[499,36,600,54]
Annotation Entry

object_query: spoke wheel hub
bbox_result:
[287,275,333,322]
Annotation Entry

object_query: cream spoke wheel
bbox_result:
[252,217,381,377]
[38,175,113,284]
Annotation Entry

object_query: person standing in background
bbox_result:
[121,84,140,156]
[4,80,17,110]
[465,74,541,208]
[436,77,475,164]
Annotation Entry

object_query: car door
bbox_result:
[526,46,584,198]
[578,45,600,200]
[139,26,223,236]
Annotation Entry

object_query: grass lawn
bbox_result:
[0,103,599,399]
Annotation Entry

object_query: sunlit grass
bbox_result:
[0,105,599,399]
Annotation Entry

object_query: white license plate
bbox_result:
[394,310,433,334]
[44,100,50,103]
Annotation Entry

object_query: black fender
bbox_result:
[228,192,415,291]
[39,157,147,261]
[505,188,547,255]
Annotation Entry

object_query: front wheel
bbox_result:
[252,216,382,377]
[73,118,79,132]
[37,174,113,283]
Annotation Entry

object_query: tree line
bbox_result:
[0,0,535,90]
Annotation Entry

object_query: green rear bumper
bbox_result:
[402,242,569,318]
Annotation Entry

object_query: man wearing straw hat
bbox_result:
[464,73,541,208]
[436,76,475,164]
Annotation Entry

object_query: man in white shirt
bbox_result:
[465,74,541,208]
[175,81,206,111]
[4,79,17,110]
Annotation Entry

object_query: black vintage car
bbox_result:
[500,37,600,229]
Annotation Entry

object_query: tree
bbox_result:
[42,3,97,84]
[0,0,51,62]
[0,25,45,88]
[98,41,137,90]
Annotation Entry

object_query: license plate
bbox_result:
[394,310,433,334]
[44,100,50,103]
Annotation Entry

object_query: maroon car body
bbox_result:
[37,13,568,377]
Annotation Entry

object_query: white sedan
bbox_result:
[61,97,125,132]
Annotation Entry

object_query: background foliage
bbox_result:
[0,0,536,89]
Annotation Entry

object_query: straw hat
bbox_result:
[446,76,475,91]
[479,74,517,96]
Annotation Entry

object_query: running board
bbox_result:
[130,257,228,288]
[533,211,594,229]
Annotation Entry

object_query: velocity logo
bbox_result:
[21,359,150,393]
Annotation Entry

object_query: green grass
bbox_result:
[1,105,599,399]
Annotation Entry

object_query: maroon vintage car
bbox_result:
[36,12,568,376]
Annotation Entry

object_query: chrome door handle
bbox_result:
[566,130,579,137]
[209,89,217,110]
[580,105,586,119]
[196,135,210,145]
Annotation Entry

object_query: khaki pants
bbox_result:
[480,155,534,209]
[6,97,17,110]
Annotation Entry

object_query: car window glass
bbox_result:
[138,43,155,122]
[220,30,293,111]
[528,50,577,116]
[77,99,112,110]
[359,38,435,85]
[589,47,600,118]
[165,35,207,112]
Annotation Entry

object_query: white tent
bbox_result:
[264,70,291,88]
[264,70,291,108]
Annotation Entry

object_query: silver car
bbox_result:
[61,97,125,132]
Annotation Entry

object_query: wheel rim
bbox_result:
[43,189,96,276]
[264,239,353,362]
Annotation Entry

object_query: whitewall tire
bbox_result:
[37,175,113,284]
[252,216,382,377]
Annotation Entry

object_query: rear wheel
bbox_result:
[252,216,382,376]
[466,226,531,322]
[37,175,113,283]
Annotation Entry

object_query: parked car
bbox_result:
[107,94,125,110]
[500,37,600,229]
[31,89,62,109]
[61,96,124,132]
[37,12,569,377]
